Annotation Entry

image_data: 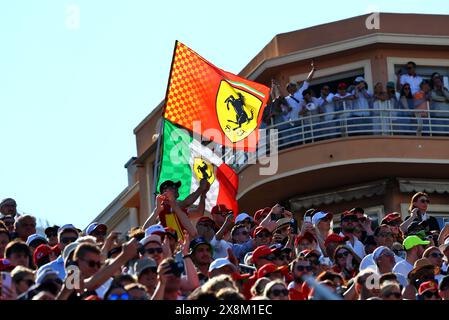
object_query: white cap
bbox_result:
[26,234,47,246]
[373,246,393,261]
[35,268,59,285]
[208,258,236,273]
[312,211,332,226]
[140,234,162,247]
[145,224,166,237]
[355,76,365,83]
[58,224,78,235]
[235,213,253,224]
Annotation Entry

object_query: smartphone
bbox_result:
[290,218,299,235]
[271,213,283,221]
[1,272,12,297]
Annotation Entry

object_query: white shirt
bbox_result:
[392,259,414,278]
[210,236,232,259]
[339,232,366,259]
[285,81,309,122]
[360,253,404,271]
[400,74,423,95]
[351,89,372,116]
[317,94,335,121]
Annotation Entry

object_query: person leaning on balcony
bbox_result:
[299,89,321,142]
[396,83,415,134]
[430,74,449,134]
[350,77,372,135]
[396,61,423,95]
[317,85,337,138]
[413,80,432,136]
[400,192,441,235]
[333,83,354,136]
[372,82,390,134]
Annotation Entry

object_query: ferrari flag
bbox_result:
[164,41,270,151]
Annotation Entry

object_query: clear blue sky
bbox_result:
[1,1,448,229]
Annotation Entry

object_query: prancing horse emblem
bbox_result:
[225,93,254,131]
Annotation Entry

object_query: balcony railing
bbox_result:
[223,105,449,172]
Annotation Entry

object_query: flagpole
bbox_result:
[151,40,179,210]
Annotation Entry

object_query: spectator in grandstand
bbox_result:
[333,82,354,137]
[317,85,337,138]
[0,198,18,218]
[413,80,432,136]
[350,77,372,135]
[396,61,423,95]
[400,192,440,234]
[393,235,429,278]
[430,74,449,134]
[14,215,37,242]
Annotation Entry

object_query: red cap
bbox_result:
[34,244,52,265]
[254,207,271,222]
[338,82,347,89]
[324,233,347,247]
[211,204,229,216]
[0,258,15,272]
[381,213,402,225]
[257,263,288,279]
[252,226,270,238]
[231,272,251,281]
[418,280,438,295]
[294,232,316,247]
[252,245,277,264]
[51,244,62,256]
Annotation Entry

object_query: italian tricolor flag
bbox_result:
[157,119,239,218]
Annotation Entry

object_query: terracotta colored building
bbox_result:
[91,13,449,232]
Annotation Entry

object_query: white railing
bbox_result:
[223,106,449,171]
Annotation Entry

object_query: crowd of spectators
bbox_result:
[262,61,449,147]
[1,184,449,301]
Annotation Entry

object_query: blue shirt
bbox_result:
[37,255,65,280]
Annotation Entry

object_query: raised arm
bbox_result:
[167,190,198,238]
[179,231,200,292]
[178,179,209,209]
[306,60,316,82]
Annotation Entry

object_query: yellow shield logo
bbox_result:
[194,158,215,185]
[216,80,263,143]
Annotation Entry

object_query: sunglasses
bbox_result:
[109,293,129,300]
[145,247,163,255]
[80,258,102,269]
[60,237,78,244]
[256,232,271,238]
[385,291,402,299]
[296,265,313,272]
[271,288,289,297]
[429,252,443,259]
[342,217,358,222]
[422,291,439,299]
[275,254,290,260]
[419,199,430,204]
[336,251,350,259]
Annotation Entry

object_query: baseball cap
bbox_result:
[298,249,320,258]
[338,82,347,90]
[35,268,59,285]
[159,180,181,193]
[387,81,396,88]
[235,213,253,225]
[0,258,15,272]
[86,222,107,235]
[26,234,48,247]
[164,227,178,241]
[140,234,162,247]
[294,232,316,247]
[273,218,291,233]
[189,237,212,255]
[256,263,288,279]
[58,224,79,235]
[418,280,438,295]
[134,258,157,276]
[62,242,81,261]
[252,226,270,238]
[324,233,348,247]
[145,224,166,237]
[403,235,430,251]
[341,211,357,222]
[44,225,60,237]
[33,244,52,265]
[254,207,271,221]
[312,212,333,225]
[381,213,402,225]
[372,246,394,261]
[439,237,449,253]
[211,204,230,216]
[355,76,365,83]
[197,216,216,226]
[208,258,237,273]
[251,245,277,264]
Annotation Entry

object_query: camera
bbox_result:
[169,260,185,277]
